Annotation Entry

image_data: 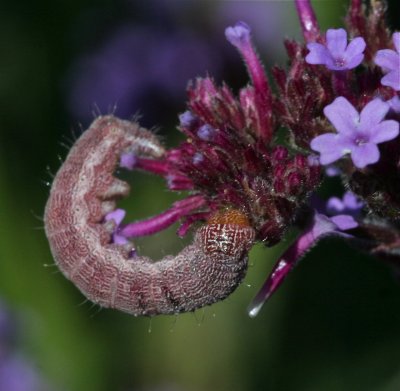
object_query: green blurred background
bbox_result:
[1,1,400,390]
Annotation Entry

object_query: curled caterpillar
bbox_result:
[44,116,255,316]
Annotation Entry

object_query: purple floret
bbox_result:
[120,152,137,170]
[326,191,364,217]
[197,124,216,141]
[306,28,366,71]
[311,97,399,168]
[387,95,400,113]
[179,111,197,128]
[375,32,400,91]
[104,209,129,245]
[224,21,251,51]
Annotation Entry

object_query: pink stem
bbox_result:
[166,174,194,191]
[241,47,273,143]
[120,195,206,238]
[294,0,321,43]
[248,213,340,317]
[135,158,170,176]
[225,23,273,142]
[350,0,362,14]
[241,46,271,105]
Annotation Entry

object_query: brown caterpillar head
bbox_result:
[200,209,255,258]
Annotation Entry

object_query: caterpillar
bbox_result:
[44,116,255,316]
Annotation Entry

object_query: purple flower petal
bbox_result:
[197,124,216,141]
[307,154,320,167]
[375,34,400,91]
[120,152,137,170]
[105,208,126,226]
[323,97,360,137]
[374,49,399,71]
[224,21,251,51]
[359,98,390,129]
[369,120,399,143]
[326,28,348,57]
[394,32,400,53]
[344,53,364,69]
[351,143,380,168]
[325,165,341,176]
[330,214,358,230]
[342,191,364,211]
[326,191,364,217]
[305,43,331,64]
[345,37,366,55]
[310,133,351,165]
[326,197,345,213]
[387,95,400,113]
[192,152,204,165]
[306,28,365,70]
[179,111,197,128]
[113,233,129,245]
[381,69,400,91]
[105,213,131,251]
[374,49,398,70]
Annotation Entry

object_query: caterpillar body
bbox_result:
[44,116,255,316]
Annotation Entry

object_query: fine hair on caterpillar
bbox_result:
[44,116,255,317]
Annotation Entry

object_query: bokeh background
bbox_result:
[1,0,400,390]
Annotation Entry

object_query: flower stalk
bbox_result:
[294,0,321,43]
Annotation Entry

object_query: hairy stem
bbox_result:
[294,0,321,43]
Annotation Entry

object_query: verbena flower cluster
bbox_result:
[105,0,400,316]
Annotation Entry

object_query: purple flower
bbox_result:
[325,165,341,177]
[326,191,364,218]
[120,152,137,170]
[197,124,216,141]
[306,28,366,70]
[179,111,197,128]
[387,95,400,113]
[374,32,400,91]
[104,209,129,245]
[225,21,252,51]
[310,192,360,230]
[311,97,399,168]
